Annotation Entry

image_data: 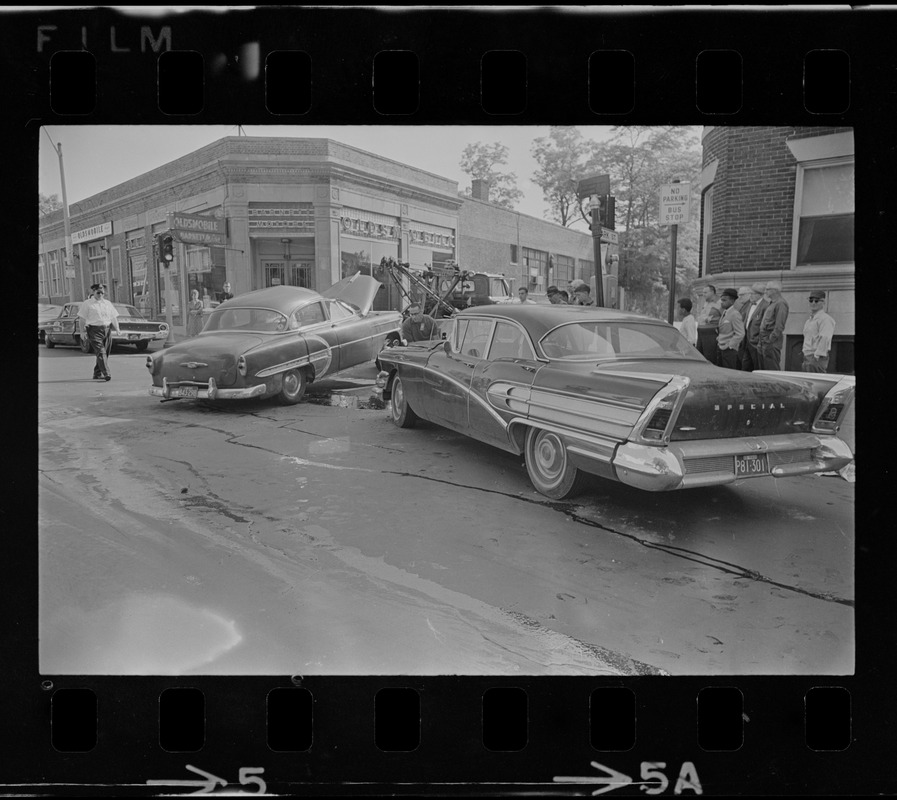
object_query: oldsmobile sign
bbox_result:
[168,212,226,246]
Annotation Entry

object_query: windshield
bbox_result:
[204,306,289,333]
[114,305,142,318]
[540,321,702,362]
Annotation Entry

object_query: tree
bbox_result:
[531,126,598,227]
[40,193,63,216]
[583,126,702,318]
[459,142,523,210]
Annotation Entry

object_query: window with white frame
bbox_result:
[522,247,549,288]
[48,250,61,295]
[38,254,47,297]
[554,254,575,285]
[795,160,854,266]
[88,242,107,287]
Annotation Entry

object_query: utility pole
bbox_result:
[55,141,75,302]
[590,195,605,308]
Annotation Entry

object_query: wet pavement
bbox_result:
[38,344,855,676]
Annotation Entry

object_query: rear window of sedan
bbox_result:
[540,321,701,361]
[204,307,289,332]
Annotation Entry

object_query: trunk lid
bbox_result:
[156,332,268,386]
[665,362,822,440]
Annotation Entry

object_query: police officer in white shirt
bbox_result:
[77,283,121,381]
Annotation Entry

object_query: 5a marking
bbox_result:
[554,761,702,796]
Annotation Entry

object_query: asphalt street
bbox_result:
[38,342,855,676]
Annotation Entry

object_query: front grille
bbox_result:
[684,448,816,475]
[120,323,162,332]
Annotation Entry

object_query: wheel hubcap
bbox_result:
[534,433,564,482]
[393,380,405,413]
[284,372,299,395]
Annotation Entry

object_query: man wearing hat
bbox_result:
[77,283,121,381]
[801,290,836,373]
[546,285,563,304]
[758,280,790,370]
[715,288,745,370]
[740,282,767,371]
[569,279,595,306]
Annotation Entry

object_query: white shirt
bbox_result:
[678,314,698,346]
[78,297,120,329]
[802,310,836,357]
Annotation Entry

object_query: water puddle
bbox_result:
[42,593,242,675]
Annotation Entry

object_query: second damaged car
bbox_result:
[147,273,402,405]
[376,304,855,498]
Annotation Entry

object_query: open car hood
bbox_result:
[320,271,382,315]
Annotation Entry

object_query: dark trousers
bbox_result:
[86,324,112,377]
[741,342,761,371]
[696,326,719,365]
[716,347,739,370]
[759,341,782,370]
[802,354,829,373]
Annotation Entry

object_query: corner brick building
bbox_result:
[38,137,595,323]
[698,126,854,372]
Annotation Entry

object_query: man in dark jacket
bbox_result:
[757,280,790,370]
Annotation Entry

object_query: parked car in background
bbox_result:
[376,304,855,498]
[147,273,403,405]
[43,302,169,352]
[38,303,64,343]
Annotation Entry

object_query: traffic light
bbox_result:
[160,234,174,263]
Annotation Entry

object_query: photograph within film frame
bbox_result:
[7,4,892,796]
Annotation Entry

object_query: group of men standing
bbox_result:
[678,281,835,373]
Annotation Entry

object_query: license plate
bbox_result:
[734,453,769,477]
[128,334,140,340]
[171,386,199,399]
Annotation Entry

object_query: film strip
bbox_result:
[8,4,892,796]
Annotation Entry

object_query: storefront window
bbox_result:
[554,254,575,285]
[186,245,228,302]
[38,254,47,297]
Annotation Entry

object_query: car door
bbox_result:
[290,301,341,377]
[423,317,494,432]
[469,320,540,448]
[325,299,377,369]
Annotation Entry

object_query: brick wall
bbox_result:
[702,126,851,275]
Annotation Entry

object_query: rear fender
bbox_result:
[754,370,855,435]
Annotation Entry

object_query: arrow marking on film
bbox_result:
[553,761,634,796]
[146,764,227,794]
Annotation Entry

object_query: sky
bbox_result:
[39,124,620,229]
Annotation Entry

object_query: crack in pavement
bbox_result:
[134,413,854,608]
[381,471,855,609]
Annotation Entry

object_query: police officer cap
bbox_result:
[547,286,559,294]
[809,290,826,300]
[721,288,738,300]
[90,283,106,291]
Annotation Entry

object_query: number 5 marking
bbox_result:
[239,767,266,794]
[640,762,668,795]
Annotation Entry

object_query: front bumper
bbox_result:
[113,330,167,344]
[612,432,854,491]
[149,377,267,400]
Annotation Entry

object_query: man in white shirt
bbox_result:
[676,298,698,346]
[77,283,121,381]
[802,290,836,373]
[505,286,536,304]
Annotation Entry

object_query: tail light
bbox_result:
[812,376,855,434]
[631,376,691,445]
[237,355,247,376]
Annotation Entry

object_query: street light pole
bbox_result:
[590,195,605,308]
[55,142,75,302]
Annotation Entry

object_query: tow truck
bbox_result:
[377,256,511,318]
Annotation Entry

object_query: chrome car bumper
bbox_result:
[149,377,267,400]
[611,433,854,491]
[113,331,166,343]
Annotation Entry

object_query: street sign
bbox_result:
[577,174,611,199]
[600,228,619,245]
[658,182,691,225]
